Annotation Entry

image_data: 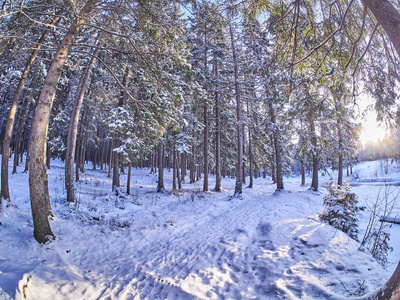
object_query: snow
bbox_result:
[0,157,398,299]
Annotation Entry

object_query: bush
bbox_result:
[320,180,359,241]
[359,184,396,267]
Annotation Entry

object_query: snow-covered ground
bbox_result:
[0,157,398,300]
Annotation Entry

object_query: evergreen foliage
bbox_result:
[320,180,359,241]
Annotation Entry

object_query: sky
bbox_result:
[360,109,387,145]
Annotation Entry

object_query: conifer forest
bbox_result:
[1,1,400,299]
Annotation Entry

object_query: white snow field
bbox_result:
[0,157,399,300]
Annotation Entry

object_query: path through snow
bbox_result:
[0,158,392,299]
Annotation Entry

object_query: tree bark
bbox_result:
[214,73,222,192]
[172,149,177,193]
[157,145,164,192]
[367,261,400,300]
[65,43,99,202]
[362,0,400,58]
[177,153,182,191]
[203,102,209,192]
[309,118,319,191]
[230,23,243,195]
[269,102,284,191]
[12,92,31,174]
[248,99,253,189]
[301,154,306,186]
[23,109,33,174]
[361,2,400,297]
[127,162,131,195]
[1,14,60,201]
[150,150,155,174]
[203,22,209,193]
[28,0,98,243]
[181,152,186,182]
[112,66,129,191]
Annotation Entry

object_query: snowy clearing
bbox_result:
[0,157,399,299]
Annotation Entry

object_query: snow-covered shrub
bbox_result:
[320,180,359,240]
[363,230,392,267]
[359,184,396,267]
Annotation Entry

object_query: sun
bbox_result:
[360,111,387,145]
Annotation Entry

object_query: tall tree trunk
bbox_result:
[214,77,222,192]
[46,141,51,169]
[108,140,113,178]
[23,111,33,174]
[247,99,253,189]
[181,152,186,183]
[127,162,131,195]
[80,118,89,174]
[271,160,276,183]
[177,153,182,191]
[1,14,60,201]
[190,128,196,184]
[112,66,129,191]
[172,149,177,193]
[65,44,99,202]
[301,154,306,186]
[242,125,246,185]
[28,0,98,244]
[203,21,209,192]
[190,153,195,184]
[203,102,209,192]
[112,148,120,191]
[309,118,319,191]
[230,23,243,195]
[12,92,31,174]
[269,101,284,191]
[75,128,82,182]
[335,100,344,186]
[150,150,155,174]
[157,145,164,192]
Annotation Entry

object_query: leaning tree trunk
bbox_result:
[269,101,284,191]
[362,0,400,58]
[366,261,400,300]
[23,109,34,174]
[230,23,243,195]
[65,43,99,202]
[361,2,400,298]
[28,0,98,244]
[1,14,60,201]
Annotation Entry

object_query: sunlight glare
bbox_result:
[360,111,387,145]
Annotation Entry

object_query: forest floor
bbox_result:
[0,157,399,300]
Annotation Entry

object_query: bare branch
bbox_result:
[293,0,355,66]
[352,23,379,77]
[344,6,367,72]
